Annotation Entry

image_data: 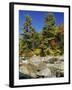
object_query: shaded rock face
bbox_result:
[37,67,51,77]
[19,56,64,79]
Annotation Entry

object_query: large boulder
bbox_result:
[19,63,38,78]
[29,56,41,67]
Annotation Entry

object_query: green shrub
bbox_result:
[34,49,40,56]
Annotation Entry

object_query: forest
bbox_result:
[19,13,64,58]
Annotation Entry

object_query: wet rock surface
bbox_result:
[19,56,64,79]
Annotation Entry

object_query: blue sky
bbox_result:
[19,10,64,34]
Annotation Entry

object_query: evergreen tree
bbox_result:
[39,13,56,56]
[21,15,35,57]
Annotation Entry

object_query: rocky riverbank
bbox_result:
[19,56,64,79]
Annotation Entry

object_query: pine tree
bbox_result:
[39,13,56,56]
[21,15,35,57]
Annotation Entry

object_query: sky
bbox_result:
[19,10,64,34]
